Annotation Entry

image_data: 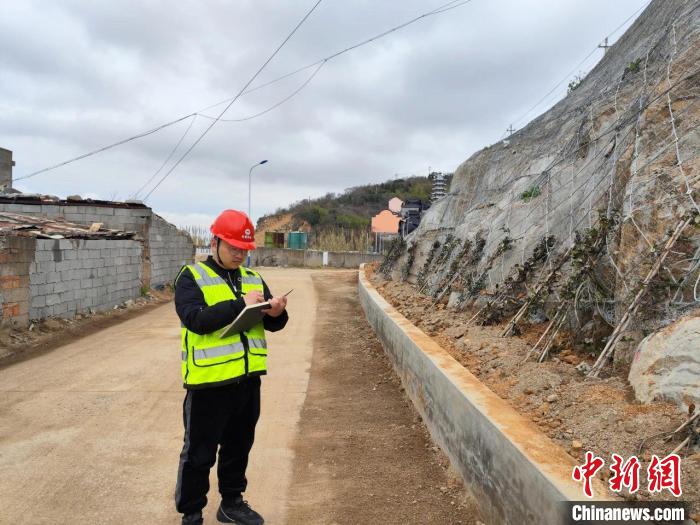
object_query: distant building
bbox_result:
[371,198,403,253]
[371,209,400,234]
[399,198,429,237]
[428,171,452,203]
[388,197,403,214]
[0,148,15,191]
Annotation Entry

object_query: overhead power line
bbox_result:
[17,0,473,183]
[200,0,473,114]
[14,114,195,182]
[198,60,327,122]
[131,114,198,199]
[141,0,324,201]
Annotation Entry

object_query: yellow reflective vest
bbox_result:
[178,261,267,389]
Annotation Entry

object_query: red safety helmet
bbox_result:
[210,210,256,250]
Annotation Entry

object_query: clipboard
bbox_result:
[219,302,271,338]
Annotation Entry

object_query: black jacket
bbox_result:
[175,256,288,335]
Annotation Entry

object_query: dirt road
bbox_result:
[0,268,474,524]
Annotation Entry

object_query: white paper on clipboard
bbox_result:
[219,302,271,338]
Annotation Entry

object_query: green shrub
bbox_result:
[626,58,641,74]
[521,186,541,201]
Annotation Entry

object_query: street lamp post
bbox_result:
[248,159,268,220]
[247,159,268,267]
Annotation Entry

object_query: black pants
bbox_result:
[175,376,261,515]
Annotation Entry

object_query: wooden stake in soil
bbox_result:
[588,215,695,378]
[502,246,573,337]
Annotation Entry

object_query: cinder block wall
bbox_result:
[0,236,34,327]
[29,239,142,319]
[149,214,195,288]
[0,201,194,288]
[0,202,150,236]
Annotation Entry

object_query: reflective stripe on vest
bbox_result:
[179,262,267,387]
[193,342,244,360]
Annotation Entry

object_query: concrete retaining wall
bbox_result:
[358,266,609,524]
[29,239,142,319]
[250,247,382,269]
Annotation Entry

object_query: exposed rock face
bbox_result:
[628,313,700,410]
[386,0,700,376]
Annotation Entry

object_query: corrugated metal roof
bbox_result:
[0,212,137,240]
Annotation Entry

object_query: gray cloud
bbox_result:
[0,0,646,228]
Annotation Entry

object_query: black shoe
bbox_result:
[182,511,203,525]
[216,497,264,525]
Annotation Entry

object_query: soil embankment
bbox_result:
[371,268,699,517]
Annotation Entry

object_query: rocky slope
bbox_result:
[384,0,699,405]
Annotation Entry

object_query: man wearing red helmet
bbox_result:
[174,210,288,525]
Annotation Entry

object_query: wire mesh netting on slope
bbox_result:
[382,0,700,377]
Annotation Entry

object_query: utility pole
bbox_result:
[598,37,611,54]
[507,125,515,137]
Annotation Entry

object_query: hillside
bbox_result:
[381,0,699,392]
[256,176,434,245]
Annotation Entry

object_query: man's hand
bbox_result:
[264,295,287,317]
[243,290,265,306]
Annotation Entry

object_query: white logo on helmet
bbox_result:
[243,228,252,239]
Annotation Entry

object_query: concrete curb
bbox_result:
[358,266,609,524]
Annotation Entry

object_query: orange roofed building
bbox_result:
[371,209,400,234]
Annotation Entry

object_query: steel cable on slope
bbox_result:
[426,5,700,325]
[455,60,700,260]
[502,0,699,157]
[524,110,700,295]
[486,36,696,213]
[437,56,700,285]
[503,0,700,143]
[505,60,700,243]
[462,109,699,329]
[509,0,653,130]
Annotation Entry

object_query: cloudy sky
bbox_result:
[1,0,648,228]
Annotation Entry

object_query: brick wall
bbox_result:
[29,239,142,319]
[0,236,34,327]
